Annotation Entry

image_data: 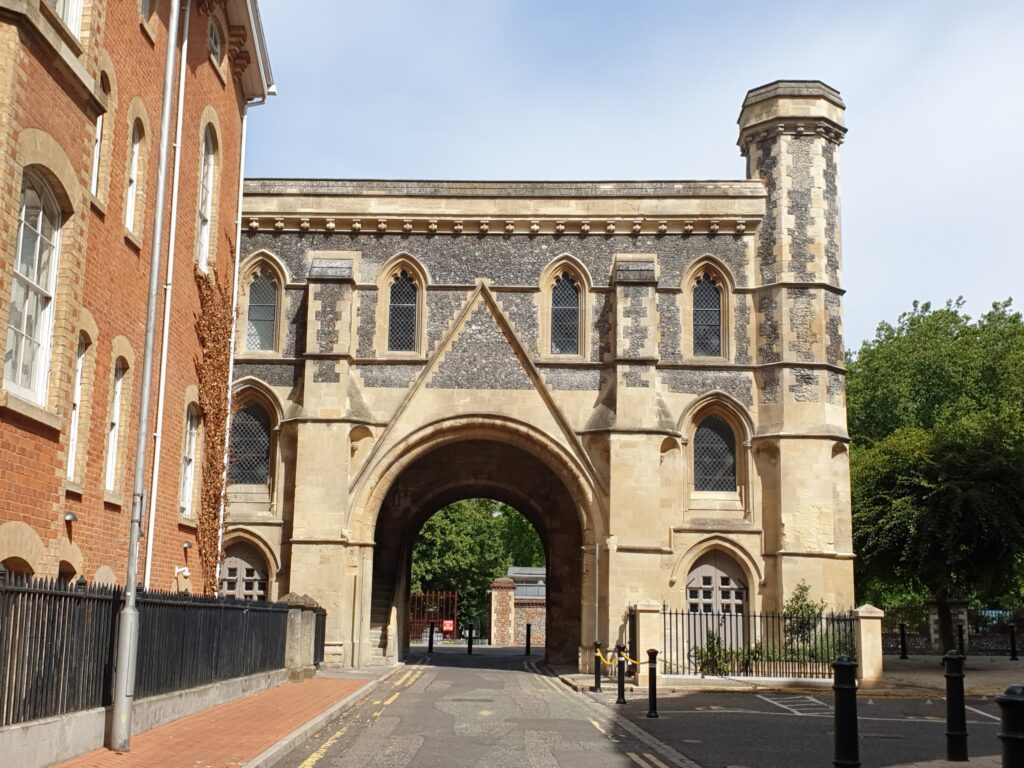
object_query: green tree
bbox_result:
[848,299,1024,649]
[410,499,545,629]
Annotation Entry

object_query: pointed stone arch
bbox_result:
[680,255,736,361]
[238,250,288,354]
[668,534,765,606]
[539,254,591,360]
[374,253,429,356]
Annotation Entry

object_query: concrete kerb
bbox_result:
[246,664,404,768]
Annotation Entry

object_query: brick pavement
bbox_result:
[55,677,369,768]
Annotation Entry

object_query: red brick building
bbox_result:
[0,0,273,591]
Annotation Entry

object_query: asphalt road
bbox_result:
[613,688,1002,767]
[279,649,1003,768]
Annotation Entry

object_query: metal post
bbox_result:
[467,625,473,655]
[943,650,968,761]
[110,0,183,751]
[428,621,434,654]
[998,684,1024,766]
[592,642,602,692]
[899,622,909,659]
[525,623,531,656]
[1010,625,1018,662]
[616,644,626,704]
[646,649,659,718]
[832,656,860,767]
[957,623,966,656]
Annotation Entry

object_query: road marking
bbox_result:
[627,753,652,767]
[372,691,401,717]
[296,724,348,768]
[757,693,832,716]
[589,718,607,734]
[393,670,412,687]
[966,705,1000,722]
[644,754,671,768]
[405,670,424,688]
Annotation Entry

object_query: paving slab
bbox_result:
[53,669,390,768]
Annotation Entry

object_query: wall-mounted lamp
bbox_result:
[64,512,78,523]
[182,541,192,550]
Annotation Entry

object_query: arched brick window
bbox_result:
[550,271,580,355]
[693,273,722,357]
[387,270,417,352]
[693,415,736,492]
[196,126,216,272]
[228,402,271,485]
[4,171,62,404]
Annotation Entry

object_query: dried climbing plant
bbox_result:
[194,267,234,595]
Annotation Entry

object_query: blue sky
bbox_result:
[246,0,1024,347]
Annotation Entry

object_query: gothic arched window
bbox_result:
[246,269,278,351]
[551,271,580,355]
[693,273,722,357]
[228,402,271,485]
[388,270,417,352]
[693,415,736,492]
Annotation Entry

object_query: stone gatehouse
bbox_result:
[223,80,854,669]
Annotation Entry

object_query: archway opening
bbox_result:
[369,437,587,667]
[409,498,545,649]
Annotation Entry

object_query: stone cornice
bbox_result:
[245,178,766,198]
[244,214,761,238]
[242,178,766,236]
[738,118,847,154]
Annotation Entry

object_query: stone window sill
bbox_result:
[140,15,157,46]
[210,54,227,86]
[178,514,197,529]
[103,492,123,509]
[689,491,745,514]
[89,194,106,217]
[0,0,95,104]
[0,388,61,431]
[37,0,83,57]
[65,479,84,497]
[124,229,142,252]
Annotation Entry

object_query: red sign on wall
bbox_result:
[442,619,455,633]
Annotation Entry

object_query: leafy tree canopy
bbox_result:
[410,498,544,628]
[848,299,1024,644]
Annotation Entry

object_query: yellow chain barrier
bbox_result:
[596,646,643,667]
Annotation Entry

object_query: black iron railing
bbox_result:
[134,590,287,699]
[1,574,294,726]
[0,576,118,726]
[661,605,856,679]
[313,608,327,666]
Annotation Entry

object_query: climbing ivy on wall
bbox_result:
[194,267,234,595]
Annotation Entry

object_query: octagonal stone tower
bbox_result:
[738,81,851,607]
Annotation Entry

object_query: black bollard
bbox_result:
[1011,625,1018,662]
[616,644,627,704]
[592,642,602,693]
[943,650,968,761]
[899,623,909,659]
[998,684,1024,766]
[525,623,531,656]
[428,621,435,653]
[646,649,659,718]
[957,624,966,656]
[832,656,860,767]
[468,625,474,655]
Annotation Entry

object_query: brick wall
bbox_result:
[0,1,254,592]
